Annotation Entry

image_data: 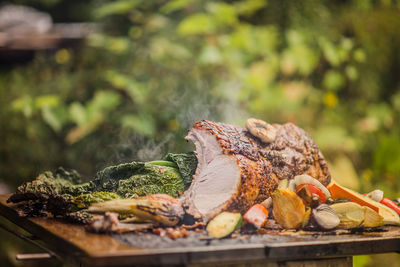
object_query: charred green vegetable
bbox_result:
[162,152,197,189]
[88,194,185,226]
[92,162,185,198]
[74,192,120,209]
[206,212,242,238]
[7,153,198,224]
[7,167,92,203]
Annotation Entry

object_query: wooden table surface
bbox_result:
[1,194,400,266]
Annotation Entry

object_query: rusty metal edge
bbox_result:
[1,193,400,266]
[0,196,84,266]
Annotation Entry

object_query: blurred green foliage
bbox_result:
[1,0,400,197]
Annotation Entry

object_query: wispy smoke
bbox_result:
[106,77,248,166]
[106,132,174,165]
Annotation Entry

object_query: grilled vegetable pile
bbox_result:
[7,153,197,224]
[204,174,400,239]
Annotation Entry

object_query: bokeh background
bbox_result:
[0,0,400,266]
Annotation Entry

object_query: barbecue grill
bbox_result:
[1,194,400,266]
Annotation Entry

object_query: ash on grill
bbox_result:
[112,225,388,250]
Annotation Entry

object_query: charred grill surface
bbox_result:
[183,120,330,221]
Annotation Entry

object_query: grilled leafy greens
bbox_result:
[8,167,92,203]
[91,162,185,198]
[74,192,121,209]
[162,152,197,189]
[8,153,197,224]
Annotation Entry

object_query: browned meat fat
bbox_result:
[182,120,330,222]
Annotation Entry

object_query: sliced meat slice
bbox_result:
[183,127,241,221]
[192,154,240,215]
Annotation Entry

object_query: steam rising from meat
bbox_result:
[109,133,175,163]
[106,84,247,166]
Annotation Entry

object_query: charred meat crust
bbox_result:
[190,120,330,185]
[183,120,330,221]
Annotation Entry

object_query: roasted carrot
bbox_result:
[380,198,400,216]
[243,203,269,228]
[327,181,380,213]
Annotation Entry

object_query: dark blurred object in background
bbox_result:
[0,4,96,65]
[0,4,52,35]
